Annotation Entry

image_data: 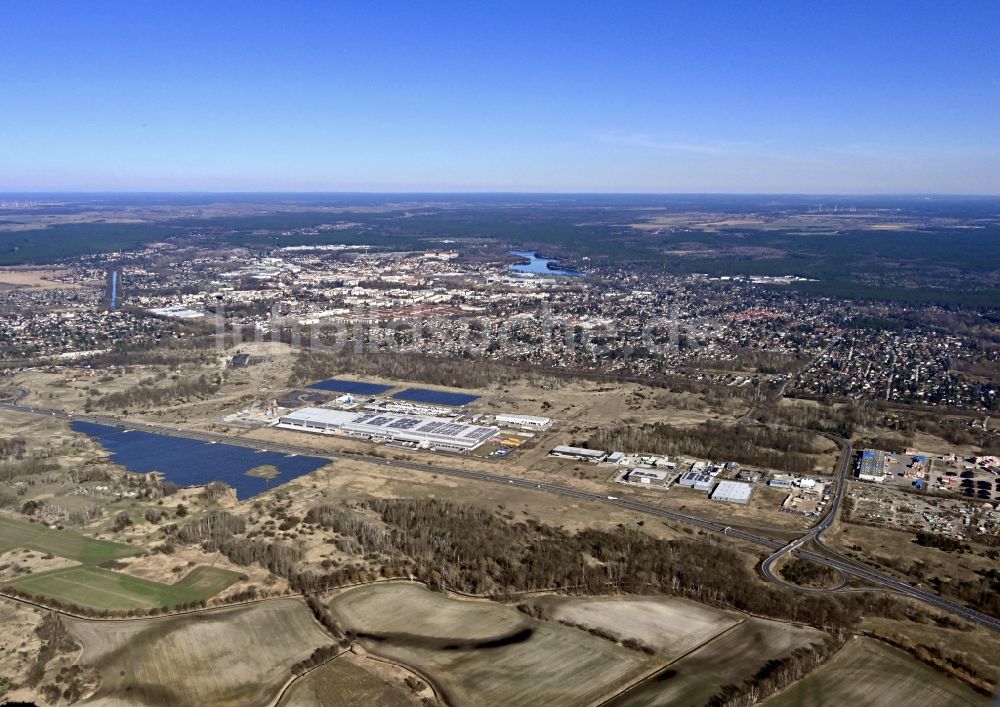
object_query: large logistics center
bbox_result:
[278,407,500,450]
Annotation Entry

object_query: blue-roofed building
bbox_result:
[858,449,887,482]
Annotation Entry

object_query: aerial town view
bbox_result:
[2,3,1000,707]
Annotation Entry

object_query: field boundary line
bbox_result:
[593,618,748,707]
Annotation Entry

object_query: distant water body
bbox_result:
[110,269,119,310]
[508,250,583,276]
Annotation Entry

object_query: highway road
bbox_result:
[3,393,999,631]
[759,429,854,591]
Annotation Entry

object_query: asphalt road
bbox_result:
[3,394,999,631]
[759,429,854,590]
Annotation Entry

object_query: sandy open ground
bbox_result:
[0,267,82,288]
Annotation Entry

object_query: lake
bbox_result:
[508,250,583,276]
[72,421,331,500]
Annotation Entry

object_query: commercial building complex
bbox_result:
[278,407,499,451]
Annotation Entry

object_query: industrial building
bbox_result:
[494,413,552,429]
[858,449,887,482]
[627,468,668,485]
[710,480,753,504]
[277,407,499,451]
[550,445,607,462]
[678,470,714,491]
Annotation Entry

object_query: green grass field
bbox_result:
[5,565,242,610]
[761,637,991,707]
[0,516,139,564]
[0,515,241,610]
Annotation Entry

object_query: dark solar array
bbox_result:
[434,423,466,437]
[466,427,498,441]
[72,421,329,500]
[391,387,480,406]
[308,379,393,395]
[386,417,422,430]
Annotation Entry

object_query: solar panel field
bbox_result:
[308,378,394,395]
[391,387,480,406]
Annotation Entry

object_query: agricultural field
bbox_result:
[278,653,421,707]
[0,267,81,289]
[0,515,242,610]
[761,637,991,707]
[608,616,827,707]
[5,564,241,610]
[0,516,139,564]
[66,599,331,706]
[328,583,654,706]
[528,594,739,659]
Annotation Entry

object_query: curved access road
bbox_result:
[760,428,853,591]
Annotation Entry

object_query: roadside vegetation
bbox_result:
[778,558,842,589]
[581,421,830,474]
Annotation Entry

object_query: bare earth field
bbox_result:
[0,267,81,288]
[761,636,991,707]
[67,598,331,706]
[608,616,826,707]
[530,595,739,659]
[861,615,1000,689]
[328,582,653,706]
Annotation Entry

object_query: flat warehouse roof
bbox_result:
[279,407,498,448]
[551,445,606,458]
[495,413,551,424]
[710,480,753,504]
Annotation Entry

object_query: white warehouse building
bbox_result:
[278,407,499,450]
[494,413,552,429]
[710,480,754,504]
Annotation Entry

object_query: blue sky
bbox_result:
[1,1,998,193]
